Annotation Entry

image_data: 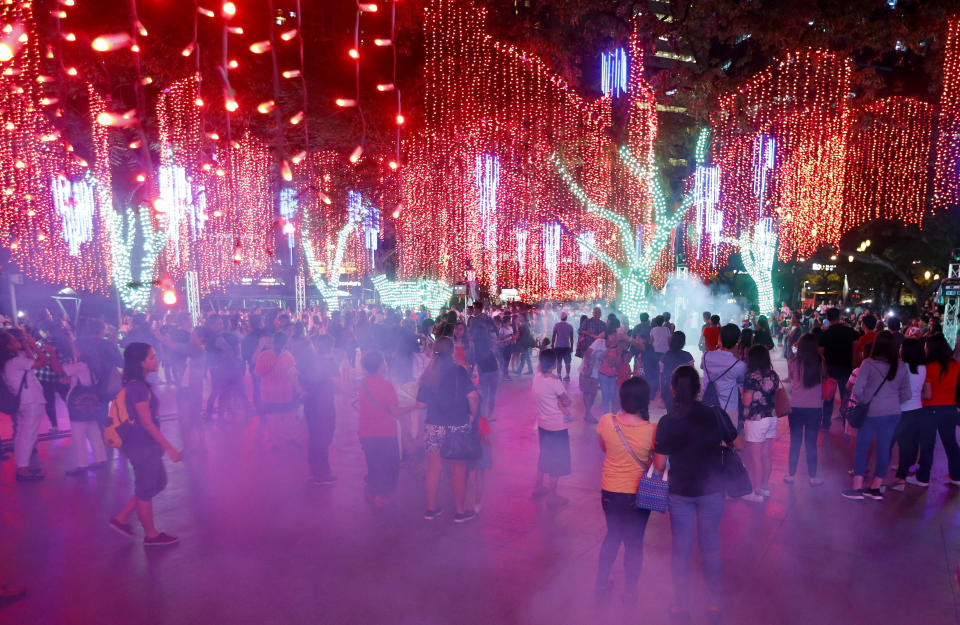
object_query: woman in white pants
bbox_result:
[1,329,49,482]
[63,358,109,475]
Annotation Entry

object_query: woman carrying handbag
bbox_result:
[595,377,659,604]
[654,366,741,625]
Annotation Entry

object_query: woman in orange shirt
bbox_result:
[915,334,960,487]
[595,377,657,603]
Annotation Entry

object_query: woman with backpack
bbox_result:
[653,366,740,625]
[63,340,109,476]
[1,329,50,482]
[108,342,182,546]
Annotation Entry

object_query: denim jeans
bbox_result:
[598,373,617,415]
[478,371,499,419]
[853,413,899,478]
[668,492,725,610]
[787,407,821,477]
[514,348,533,375]
[916,405,960,483]
[304,394,335,480]
[895,408,924,480]
[360,437,400,497]
[597,491,651,588]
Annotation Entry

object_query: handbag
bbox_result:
[438,372,481,460]
[775,382,791,417]
[711,406,753,497]
[821,376,837,402]
[439,422,482,460]
[612,416,667,513]
[842,373,887,429]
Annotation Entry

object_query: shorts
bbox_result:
[124,445,167,501]
[424,422,471,454]
[579,375,599,394]
[555,347,572,365]
[537,427,571,477]
[743,416,778,443]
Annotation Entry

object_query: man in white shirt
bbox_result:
[700,324,746,427]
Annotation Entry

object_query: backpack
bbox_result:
[0,369,27,416]
[475,343,500,373]
[103,388,137,448]
[67,382,108,422]
[702,360,738,409]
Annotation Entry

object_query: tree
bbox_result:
[726,220,778,315]
[553,145,690,322]
[838,213,960,305]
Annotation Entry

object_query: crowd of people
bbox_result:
[1,296,959,622]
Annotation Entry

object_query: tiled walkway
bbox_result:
[1,354,958,625]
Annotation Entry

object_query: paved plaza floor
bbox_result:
[1,354,959,625]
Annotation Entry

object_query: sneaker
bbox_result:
[89,460,110,471]
[423,508,443,520]
[65,467,89,476]
[453,510,477,524]
[15,471,44,482]
[310,475,337,486]
[108,519,135,538]
[809,477,825,487]
[906,476,929,487]
[890,481,906,492]
[783,474,795,484]
[840,488,865,500]
[563,376,571,382]
[863,488,884,500]
[143,532,179,547]
[740,492,765,503]
[758,487,772,497]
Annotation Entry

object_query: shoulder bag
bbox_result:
[842,368,887,429]
[775,377,791,418]
[711,406,753,497]
[0,370,28,416]
[612,416,667,513]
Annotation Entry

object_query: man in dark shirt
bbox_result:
[818,307,858,423]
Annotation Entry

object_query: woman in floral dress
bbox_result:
[740,345,781,502]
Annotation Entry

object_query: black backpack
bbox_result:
[702,361,738,409]
[0,369,28,416]
[67,379,108,422]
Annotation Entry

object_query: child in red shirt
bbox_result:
[358,350,412,506]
